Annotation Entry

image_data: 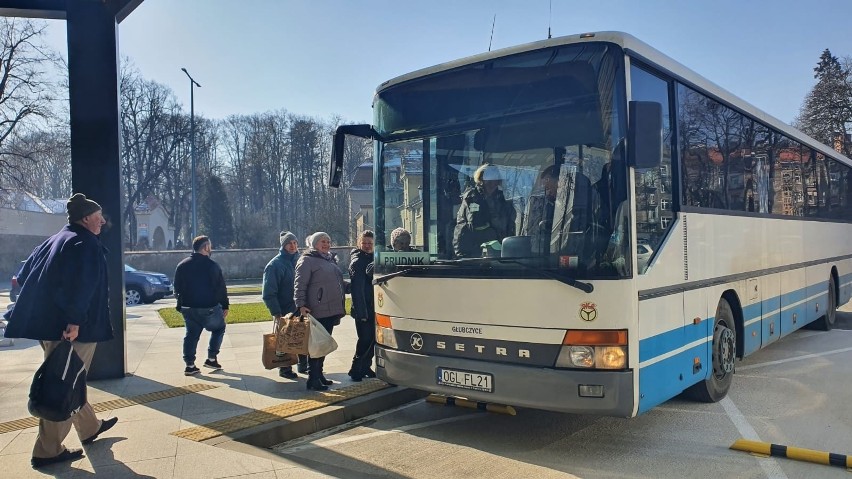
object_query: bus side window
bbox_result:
[630,62,673,274]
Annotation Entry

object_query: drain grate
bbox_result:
[171,379,389,442]
[0,383,219,434]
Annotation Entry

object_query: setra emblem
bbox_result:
[377,291,384,308]
[579,302,597,322]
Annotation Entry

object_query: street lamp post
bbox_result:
[181,67,201,241]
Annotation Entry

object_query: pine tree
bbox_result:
[796,49,852,156]
[199,175,235,248]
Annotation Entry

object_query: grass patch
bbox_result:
[158,298,352,328]
[227,285,261,294]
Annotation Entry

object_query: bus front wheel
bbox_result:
[685,298,736,403]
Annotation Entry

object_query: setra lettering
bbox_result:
[427,339,532,359]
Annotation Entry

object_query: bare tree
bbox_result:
[120,64,190,245]
[0,18,63,191]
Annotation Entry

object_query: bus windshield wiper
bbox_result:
[499,258,594,293]
[434,257,594,293]
[373,267,420,286]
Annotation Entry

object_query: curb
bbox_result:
[206,386,428,449]
[731,438,851,470]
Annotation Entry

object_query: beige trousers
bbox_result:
[32,341,102,458]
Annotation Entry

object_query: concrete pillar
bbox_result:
[66,0,126,379]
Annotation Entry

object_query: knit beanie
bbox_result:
[311,232,331,248]
[67,193,102,223]
[280,231,297,247]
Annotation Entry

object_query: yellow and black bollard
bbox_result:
[426,394,516,416]
[731,438,851,470]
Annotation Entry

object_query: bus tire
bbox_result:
[811,277,837,331]
[685,298,736,403]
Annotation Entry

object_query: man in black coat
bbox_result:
[173,235,229,375]
[348,230,376,381]
[4,193,119,468]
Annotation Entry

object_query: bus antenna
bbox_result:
[548,0,552,39]
[488,14,496,51]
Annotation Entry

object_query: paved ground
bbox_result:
[0,292,401,478]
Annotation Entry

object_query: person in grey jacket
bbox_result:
[295,232,345,391]
[262,231,308,379]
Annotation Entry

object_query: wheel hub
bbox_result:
[713,325,735,377]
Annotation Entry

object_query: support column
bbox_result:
[66,0,126,379]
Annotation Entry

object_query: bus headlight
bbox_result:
[375,313,397,349]
[555,330,628,369]
[567,346,595,367]
[596,346,627,369]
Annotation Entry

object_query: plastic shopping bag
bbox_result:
[307,314,338,358]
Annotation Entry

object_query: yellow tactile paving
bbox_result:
[171,379,389,442]
[0,383,219,434]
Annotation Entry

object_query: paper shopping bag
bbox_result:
[262,317,297,369]
[279,313,310,355]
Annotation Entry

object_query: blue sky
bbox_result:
[43,0,852,126]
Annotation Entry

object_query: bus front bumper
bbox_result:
[376,347,635,417]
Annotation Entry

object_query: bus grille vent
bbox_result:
[682,214,688,280]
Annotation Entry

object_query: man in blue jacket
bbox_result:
[262,231,307,379]
[4,193,119,468]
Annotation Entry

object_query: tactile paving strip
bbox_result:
[171,379,389,442]
[0,383,219,434]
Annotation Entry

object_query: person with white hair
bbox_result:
[294,232,346,391]
[389,227,417,251]
[453,163,516,258]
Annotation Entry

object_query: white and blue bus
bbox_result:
[330,31,852,417]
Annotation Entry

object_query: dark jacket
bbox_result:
[173,253,229,310]
[453,186,516,258]
[262,247,299,316]
[348,248,374,321]
[294,250,345,319]
[3,224,113,342]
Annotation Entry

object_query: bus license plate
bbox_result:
[436,368,493,393]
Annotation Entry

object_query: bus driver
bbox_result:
[453,164,516,258]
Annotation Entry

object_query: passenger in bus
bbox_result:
[453,164,516,258]
[522,165,559,254]
[390,227,418,251]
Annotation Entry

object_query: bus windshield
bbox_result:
[373,42,631,280]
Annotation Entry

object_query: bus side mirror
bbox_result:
[329,124,377,188]
[628,101,662,169]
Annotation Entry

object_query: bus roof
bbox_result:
[376,31,852,168]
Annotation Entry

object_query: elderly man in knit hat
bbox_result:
[4,193,118,468]
[262,231,308,378]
